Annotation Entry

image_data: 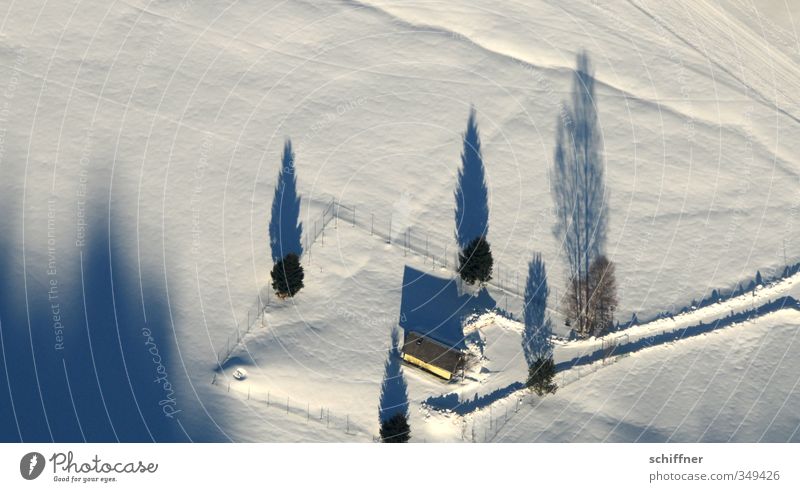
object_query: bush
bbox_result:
[379,413,410,443]
[271,253,304,298]
[458,235,493,285]
[525,356,557,397]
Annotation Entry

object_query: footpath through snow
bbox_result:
[424,269,800,416]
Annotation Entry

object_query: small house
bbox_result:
[398,266,495,380]
[401,331,466,380]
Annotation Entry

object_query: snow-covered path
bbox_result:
[422,269,800,419]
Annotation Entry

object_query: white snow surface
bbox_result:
[2,0,799,441]
[490,308,800,442]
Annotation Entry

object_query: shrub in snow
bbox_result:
[271,253,304,298]
[458,235,493,285]
[525,356,557,397]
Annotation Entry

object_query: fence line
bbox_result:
[215,292,269,367]
[303,198,337,265]
[216,199,337,367]
[326,199,564,325]
[209,375,373,439]
[332,200,527,298]
[454,349,631,442]
[457,296,796,441]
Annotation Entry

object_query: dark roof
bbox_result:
[402,331,465,376]
[398,266,495,349]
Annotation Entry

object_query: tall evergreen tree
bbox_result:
[270,253,304,298]
[269,140,303,263]
[454,107,492,284]
[378,328,410,443]
[380,414,411,443]
[458,235,493,285]
[522,253,557,396]
[526,357,557,397]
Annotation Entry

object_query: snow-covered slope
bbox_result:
[1,0,798,442]
[492,308,800,442]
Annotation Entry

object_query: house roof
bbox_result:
[402,331,464,378]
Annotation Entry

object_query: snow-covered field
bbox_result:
[492,308,800,442]
[1,0,799,442]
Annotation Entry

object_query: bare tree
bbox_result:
[551,51,612,338]
[587,256,617,337]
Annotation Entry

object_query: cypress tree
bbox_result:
[271,253,304,298]
[526,356,558,397]
[380,413,410,443]
[458,235,493,285]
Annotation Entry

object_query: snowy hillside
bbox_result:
[1,0,799,442]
